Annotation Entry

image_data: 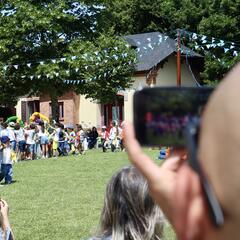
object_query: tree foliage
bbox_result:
[0,0,136,120]
[103,0,240,83]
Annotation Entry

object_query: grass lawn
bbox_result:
[0,149,175,240]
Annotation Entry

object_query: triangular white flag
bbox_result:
[13,65,19,69]
[224,48,229,53]
[37,75,41,79]
[71,56,77,60]
[27,63,31,68]
[40,61,44,65]
[30,76,34,80]
[75,68,79,72]
[3,66,8,71]
[51,59,57,63]
[233,51,238,57]
[192,33,197,40]
[60,58,66,62]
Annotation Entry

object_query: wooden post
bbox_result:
[177,30,182,86]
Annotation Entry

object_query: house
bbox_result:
[15,32,203,127]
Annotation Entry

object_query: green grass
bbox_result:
[0,149,175,240]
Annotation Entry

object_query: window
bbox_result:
[59,102,64,119]
[49,102,64,119]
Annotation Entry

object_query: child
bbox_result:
[76,125,85,154]
[68,127,76,155]
[25,124,36,160]
[49,130,58,157]
[100,126,109,152]
[0,136,14,184]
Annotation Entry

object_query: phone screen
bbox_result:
[134,87,213,147]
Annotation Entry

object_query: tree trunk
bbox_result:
[50,90,59,123]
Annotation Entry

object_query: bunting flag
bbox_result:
[179,29,240,57]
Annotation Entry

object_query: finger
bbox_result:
[124,121,161,183]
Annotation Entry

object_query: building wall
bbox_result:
[16,100,22,118]
[155,54,195,86]
[78,96,101,128]
[40,91,80,125]
[123,55,196,123]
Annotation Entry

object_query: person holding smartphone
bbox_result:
[124,65,240,240]
[0,199,14,240]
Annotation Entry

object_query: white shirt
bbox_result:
[7,127,16,141]
[2,146,13,164]
[0,129,9,138]
[26,129,36,144]
[109,127,117,140]
[15,128,25,142]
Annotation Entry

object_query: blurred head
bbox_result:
[98,166,164,240]
[30,123,36,130]
[1,122,8,129]
[77,125,83,130]
[14,122,21,130]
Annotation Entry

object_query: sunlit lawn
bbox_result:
[0,149,175,240]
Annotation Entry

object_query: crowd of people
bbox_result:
[0,119,124,185]
[0,120,124,158]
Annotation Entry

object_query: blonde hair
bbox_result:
[95,166,164,240]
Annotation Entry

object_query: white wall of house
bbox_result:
[79,96,101,128]
[16,100,22,118]
[123,55,196,123]
[123,89,135,123]
[155,55,195,86]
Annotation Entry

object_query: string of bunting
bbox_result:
[2,45,132,72]
[2,35,172,72]
[5,30,237,85]
[2,35,174,84]
[178,29,239,58]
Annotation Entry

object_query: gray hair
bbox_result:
[95,166,164,240]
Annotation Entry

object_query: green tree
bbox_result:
[104,0,240,84]
[0,0,135,121]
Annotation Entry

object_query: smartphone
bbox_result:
[133,87,213,147]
